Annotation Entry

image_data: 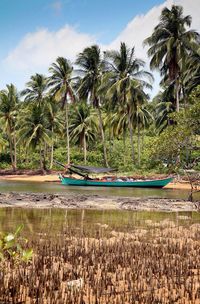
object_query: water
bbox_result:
[0,207,199,235]
[0,180,199,200]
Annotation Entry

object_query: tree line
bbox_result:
[0,5,199,172]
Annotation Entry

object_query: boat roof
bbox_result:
[70,164,116,174]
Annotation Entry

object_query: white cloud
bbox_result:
[108,0,200,61]
[1,0,200,95]
[5,25,96,72]
[106,0,200,96]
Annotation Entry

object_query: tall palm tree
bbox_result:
[0,84,19,170]
[21,74,48,106]
[48,57,76,164]
[69,102,98,164]
[103,42,153,162]
[144,5,199,112]
[76,45,109,167]
[135,104,153,166]
[45,97,64,169]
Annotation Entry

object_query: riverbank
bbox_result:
[0,173,199,191]
[0,192,197,212]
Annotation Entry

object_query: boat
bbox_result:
[56,162,173,188]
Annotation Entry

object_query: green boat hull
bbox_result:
[60,176,173,188]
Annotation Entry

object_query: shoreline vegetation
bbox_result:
[0,5,199,178]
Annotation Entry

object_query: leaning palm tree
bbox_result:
[69,102,98,164]
[103,42,153,162]
[0,84,19,170]
[76,45,109,167]
[144,5,199,112]
[48,57,76,164]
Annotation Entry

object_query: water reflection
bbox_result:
[0,208,199,236]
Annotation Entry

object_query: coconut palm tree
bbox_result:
[144,5,199,112]
[21,74,48,106]
[48,57,76,164]
[18,103,51,171]
[76,45,109,167]
[103,42,153,162]
[135,104,153,166]
[182,47,200,99]
[45,97,64,169]
[0,84,19,170]
[69,102,98,164]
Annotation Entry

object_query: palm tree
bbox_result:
[103,42,153,162]
[135,104,153,166]
[18,104,51,171]
[69,102,98,164]
[48,57,76,164]
[144,5,199,112]
[45,97,64,169]
[76,45,109,167]
[182,47,200,99]
[0,84,19,170]
[21,74,48,106]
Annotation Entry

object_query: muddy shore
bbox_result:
[0,192,197,212]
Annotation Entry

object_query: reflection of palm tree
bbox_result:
[69,103,98,164]
[0,84,19,170]
[48,57,76,164]
[76,45,108,166]
[144,5,199,112]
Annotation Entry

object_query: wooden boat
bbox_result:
[59,175,173,188]
[56,163,173,188]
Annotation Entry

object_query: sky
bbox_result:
[0,0,200,97]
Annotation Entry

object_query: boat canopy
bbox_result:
[70,164,116,174]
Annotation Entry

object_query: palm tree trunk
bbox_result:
[175,76,180,112]
[39,145,43,171]
[83,133,87,164]
[137,123,141,167]
[9,139,14,170]
[97,106,108,167]
[50,126,54,169]
[65,102,70,164]
[141,129,144,153]
[8,131,16,171]
[13,128,17,170]
[128,110,134,162]
[123,130,126,166]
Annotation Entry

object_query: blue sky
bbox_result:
[0,0,164,46]
[0,0,199,96]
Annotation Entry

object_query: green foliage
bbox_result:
[150,103,200,170]
[0,5,199,174]
[0,225,33,264]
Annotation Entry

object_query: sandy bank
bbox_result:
[0,192,197,212]
[0,173,199,191]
